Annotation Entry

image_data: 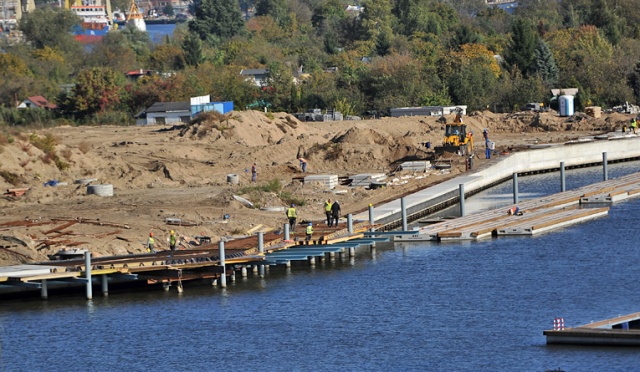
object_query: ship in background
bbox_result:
[125,0,146,32]
[66,0,114,43]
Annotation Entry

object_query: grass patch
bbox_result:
[280,191,305,206]
[0,170,24,186]
[264,112,274,120]
[239,178,282,194]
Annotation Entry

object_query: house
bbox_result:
[240,68,268,87]
[136,96,234,125]
[17,96,57,110]
[125,69,155,81]
[136,101,191,125]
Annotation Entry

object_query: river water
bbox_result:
[2,162,640,371]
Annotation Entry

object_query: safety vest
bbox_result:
[169,235,176,245]
[148,237,155,245]
[324,202,332,212]
[306,225,313,235]
[287,207,297,218]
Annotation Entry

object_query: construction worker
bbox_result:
[251,162,257,183]
[330,200,341,227]
[298,157,308,173]
[147,232,156,253]
[169,230,176,257]
[286,203,297,232]
[631,118,638,134]
[305,222,313,242]
[324,199,332,226]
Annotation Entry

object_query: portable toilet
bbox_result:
[559,95,575,117]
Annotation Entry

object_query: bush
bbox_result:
[86,110,134,125]
[0,107,55,127]
[30,133,58,154]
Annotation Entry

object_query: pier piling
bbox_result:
[459,184,465,217]
[84,251,92,300]
[513,173,519,204]
[348,214,353,234]
[284,223,290,241]
[101,274,108,296]
[219,241,227,288]
[368,204,374,228]
[560,162,566,192]
[603,152,608,181]
[401,197,408,231]
[258,232,265,277]
[41,279,48,300]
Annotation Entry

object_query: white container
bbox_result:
[87,184,114,197]
[226,174,239,185]
[559,95,575,117]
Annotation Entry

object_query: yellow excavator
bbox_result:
[434,108,473,156]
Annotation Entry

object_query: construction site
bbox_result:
[0,109,634,270]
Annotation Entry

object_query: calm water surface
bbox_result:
[2,162,640,371]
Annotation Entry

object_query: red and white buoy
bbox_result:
[553,317,565,330]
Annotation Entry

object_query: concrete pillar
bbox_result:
[241,266,247,278]
[41,279,48,300]
[513,173,519,204]
[329,251,335,258]
[560,162,566,192]
[284,223,290,241]
[347,214,353,234]
[258,232,265,277]
[401,197,408,231]
[219,241,227,288]
[309,257,316,266]
[84,251,92,300]
[349,247,355,257]
[286,261,291,268]
[603,152,608,181]
[101,274,108,297]
[230,268,236,282]
[459,184,465,217]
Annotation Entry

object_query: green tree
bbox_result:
[587,0,622,45]
[189,0,245,44]
[504,18,538,76]
[18,8,80,52]
[533,39,558,86]
[63,67,124,117]
[164,3,175,17]
[182,33,204,67]
[255,0,290,29]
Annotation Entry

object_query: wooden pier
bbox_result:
[0,220,384,299]
[544,312,640,346]
[394,172,640,242]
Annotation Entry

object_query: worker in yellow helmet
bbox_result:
[305,222,313,242]
[147,232,156,253]
[324,199,332,226]
[169,230,176,257]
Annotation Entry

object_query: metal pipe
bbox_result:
[84,251,92,300]
[459,184,465,217]
[347,214,353,234]
[603,152,608,181]
[284,223,290,241]
[219,241,226,288]
[560,162,566,192]
[401,197,408,231]
[368,204,374,225]
[513,173,519,204]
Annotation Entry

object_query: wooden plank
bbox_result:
[438,231,463,238]
[16,271,80,281]
[246,224,263,235]
[532,208,608,230]
[43,221,78,235]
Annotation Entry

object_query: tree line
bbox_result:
[2,0,640,126]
